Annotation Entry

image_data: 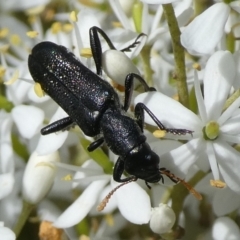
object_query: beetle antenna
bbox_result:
[97,178,137,211]
[160,169,202,200]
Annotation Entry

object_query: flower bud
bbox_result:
[22,151,60,204]
[102,50,140,86]
[0,222,16,240]
[149,203,176,234]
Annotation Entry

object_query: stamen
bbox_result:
[210,179,226,188]
[26,31,39,38]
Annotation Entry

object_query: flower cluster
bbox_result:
[1,0,240,239]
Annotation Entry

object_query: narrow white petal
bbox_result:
[0,173,14,200]
[181,3,230,55]
[204,51,236,120]
[160,138,203,178]
[220,134,240,144]
[109,0,133,31]
[112,179,151,224]
[207,142,220,180]
[134,92,202,131]
[212,217,240,240]
[194,71,207,123]
[213,140,240,194]
[76,10,101,49]
[218,96,240,125]
[12,105,44,139]
[213,188,240,216]
[54,180,108,228]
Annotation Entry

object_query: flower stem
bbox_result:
[140,45,154,86]
[163,4,189,108]
[13,201,34,237]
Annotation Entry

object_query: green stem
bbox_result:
[140,45,154,86]
[13,201,34,237]
[162,4,189,108]
[223,89,240,112]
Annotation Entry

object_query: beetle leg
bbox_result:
[87,137,105,152]
[123,73,156,111]
[89,26,117,75]
[113,157,137,183]
[120,33,146,52]
[135,103,193,135]
[41,117,75,135]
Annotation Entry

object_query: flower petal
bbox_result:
[204,51,236,120]
[22,151,60,204]
[112,179,151,224]
[0,173,14,200]
[12,105,44,139]
[181,3,230,55]
[213,140,240,194]
[213,187,240,216]
[134,92,202,131]
[54,180,108,228]
[160,138,204,179]
[36,107,68,155]
[0,223,16,240]
[212,217,240,240]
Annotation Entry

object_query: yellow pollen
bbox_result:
[192,62,201,71]
[62,23,73,33]
[172,94,179,101]
[4,70,19,85]
[51,22,62,34]
[0,66,6,78]
[105,214,114,226]
[0,28,9,38]
[70,11,78,22]
[26,31,39,38]
[34,83,45,97]
[25,5,45,15]
[0,44,9,53]
[10,34,21,45]
[153,129,166,138]
[80,48,93,58]
[112,21,123,28]
[62,174,73,181]
[210,179,226,188]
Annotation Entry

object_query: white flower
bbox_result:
[53,159,151,227]
[212,217,240,240]
[135,50,240,193]
[149,203,176,234]
[22,151,60,204]
[181,3,231,55]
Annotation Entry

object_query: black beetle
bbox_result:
[28,26,192,186]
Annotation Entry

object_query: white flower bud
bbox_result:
[212,217,240,240]
[0,222,16,240]
[102,50,140,86]
[22,151,60,204]
[149,203,176,234]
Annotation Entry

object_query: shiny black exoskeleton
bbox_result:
[28,27,192,186]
